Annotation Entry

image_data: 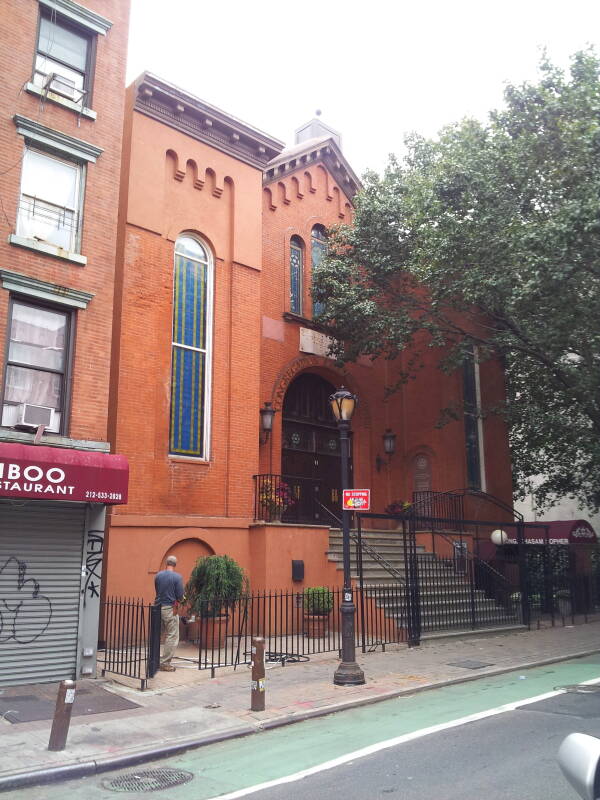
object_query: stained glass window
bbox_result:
[290,236,303,315]
[463,347,482,489]
[311,225,327,317]
[170,235,213,458]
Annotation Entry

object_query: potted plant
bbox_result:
[385,500,412,529]
[258,478,296,521]
[185,555,248,648]
[303,586,334,638]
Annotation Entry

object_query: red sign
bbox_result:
[504,520,597,546]
[0,443,128,504]
[342,489,370,510]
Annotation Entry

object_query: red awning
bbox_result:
[0,442,128,504]
[505,519,597,546]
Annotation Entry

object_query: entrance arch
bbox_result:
[281,373,349,524]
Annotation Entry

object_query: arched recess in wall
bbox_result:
[149,532,215,577]
[170,233,214,460]
[166,148,184,181]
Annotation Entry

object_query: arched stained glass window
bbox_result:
[170,235,213,458]
[311,225,327,317]
[290,236,304,315]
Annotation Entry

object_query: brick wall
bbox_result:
[0,0,130,443]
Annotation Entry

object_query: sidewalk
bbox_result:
[1,622,599,791]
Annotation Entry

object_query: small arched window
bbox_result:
[290,236,304,315]
[170,234,213,458]
[311,225,327,317]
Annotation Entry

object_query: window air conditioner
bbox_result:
[44,72,78,101]
[16,403,54,429]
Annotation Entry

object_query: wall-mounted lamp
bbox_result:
[259,401,276,444]
[376,428,396,471]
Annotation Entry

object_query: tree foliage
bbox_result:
[313,51,600,512]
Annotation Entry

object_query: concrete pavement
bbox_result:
[1,620,599,792]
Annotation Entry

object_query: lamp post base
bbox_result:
[333,660,366,686]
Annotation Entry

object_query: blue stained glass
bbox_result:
[290,242,302,314]
[170,242,210,458]
[311,231,327,317]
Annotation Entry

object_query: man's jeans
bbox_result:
[160,605,179,665]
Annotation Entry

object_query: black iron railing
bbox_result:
[253,473,336,524]
[179,585,409,675]
[100,597,160,689]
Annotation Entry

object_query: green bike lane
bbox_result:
[11,654,600,800]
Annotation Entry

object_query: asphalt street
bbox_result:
[6,655,600,800]
[242,689,600,800]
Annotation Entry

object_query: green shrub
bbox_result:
[185,555,248,617]
[303,586,334,616]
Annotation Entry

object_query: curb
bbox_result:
[1,647,599,793]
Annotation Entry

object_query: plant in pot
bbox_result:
[303,586,334,639]
[385,500,412,529]
[258,478,296,521]
[185,555,248,649]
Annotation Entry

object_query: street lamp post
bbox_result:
[330,387,366,686]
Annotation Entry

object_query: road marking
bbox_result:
[206,676,600,800]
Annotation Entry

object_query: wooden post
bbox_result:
[48,680,76,751]
[251,636,265,711]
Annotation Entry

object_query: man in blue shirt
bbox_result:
[154,555,184,671]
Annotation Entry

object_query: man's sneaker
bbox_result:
[159,664,176,672]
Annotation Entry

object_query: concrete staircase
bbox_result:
[326,528,516,634]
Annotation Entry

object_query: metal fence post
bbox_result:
[147,602,161,681]
[251,636,266,711]
[517,521,531,627]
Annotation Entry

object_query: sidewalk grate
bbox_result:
[446,659,494,670]
[102,768,194,792]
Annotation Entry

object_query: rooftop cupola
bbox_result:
[295,111,341,149]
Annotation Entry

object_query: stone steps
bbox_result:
[327,527,515,634]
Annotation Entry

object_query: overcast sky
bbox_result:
[127,0,600,175]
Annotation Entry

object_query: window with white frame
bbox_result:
[17,148,82,253]
[169,235,214,458]
[33,9,93,104]
[1,299,72,433]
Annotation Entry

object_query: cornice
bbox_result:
[133,73,284,170]
[0,269,94,308]
[38,0,112,35]
[264,138,361,203]
[13,115,103,162]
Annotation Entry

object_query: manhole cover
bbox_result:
[102,767,194,792]
[446,660,494,670]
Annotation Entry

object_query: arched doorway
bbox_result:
[281,373,350,524]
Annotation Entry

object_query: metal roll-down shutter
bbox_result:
[0,501,86,687]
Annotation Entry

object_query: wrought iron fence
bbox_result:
[100,597,160,689]
[253,473,338,524]
[179,585,411,675]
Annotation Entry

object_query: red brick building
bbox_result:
[0,0,130,686]
[105,74,512,600]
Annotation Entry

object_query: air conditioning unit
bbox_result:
[16,403,54,429]
[44,72,78,101]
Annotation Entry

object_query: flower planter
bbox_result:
[199,614,228,649]
[304,613,330,638]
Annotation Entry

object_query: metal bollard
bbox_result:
[251,636,265,711]
[48,680,76,751]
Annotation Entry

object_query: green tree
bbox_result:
[313,51,600,513]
